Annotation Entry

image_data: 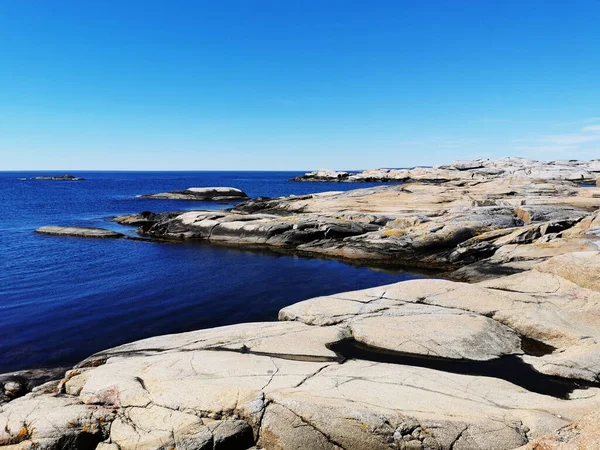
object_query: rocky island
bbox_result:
[7,158,600,449]
[140,187,249,201]
[35,226,125,239]
[31,174,85,181]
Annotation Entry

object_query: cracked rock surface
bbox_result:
[3,252,600,449]
[18,159,600,449]
[113,176,600,278]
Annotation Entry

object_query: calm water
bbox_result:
[0,171,419,373]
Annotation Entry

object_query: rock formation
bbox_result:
[35,227,125,239]
[292,158,600,184]
[115,177,600,279]
[140,187,249,201]
[31,174,84,181]
[15,158,600,449]
[2,253,600,449]
[0,368,68,406]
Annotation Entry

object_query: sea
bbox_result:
[0,171,423,373]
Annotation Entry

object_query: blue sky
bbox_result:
[1,1,599,170]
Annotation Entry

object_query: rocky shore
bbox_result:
[292,157,600,184]
[115,176,600,280]
[10,158,600,449]
[2,251,600,449]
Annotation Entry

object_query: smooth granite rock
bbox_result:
[14,159,600,449]
[293,158,600,184]
[534,251,600,292]
[35,226,125,238]
[118,177,600,275]
[3,255,600,449]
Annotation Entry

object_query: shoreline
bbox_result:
[5,158,600,449]
[3,252,600,448]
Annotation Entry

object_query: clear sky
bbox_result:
[1,0,599,170]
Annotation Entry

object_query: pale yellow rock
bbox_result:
[534,251,600,291]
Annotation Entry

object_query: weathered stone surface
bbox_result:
[35,226,125,238]
[141,187,249,201]
[0,367,67,406]
[293,158,600,184]
[518,410,600,449]
[124,177,600,276]
[534,251,600,292]
[515,205,588,223]
[112,211,184,233]
[282,256,600,382]
[16,159,600,449]
[3,259,600,449]
[452,159,486,170]
[349,313,522,360]
[0,395,114,449]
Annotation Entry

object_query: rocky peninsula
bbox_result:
[117,176,600,281]
[7,158,600,449]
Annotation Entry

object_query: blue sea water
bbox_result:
[0,171,421,373]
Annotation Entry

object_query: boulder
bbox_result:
[452,159,486,170]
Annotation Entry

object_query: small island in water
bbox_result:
[31,174,85,181]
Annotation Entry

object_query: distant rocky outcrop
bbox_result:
[140,187,249,201]
[31,174,84,181]
[292,157,600,184]
[35,226,125,238]
[293,169,351,181]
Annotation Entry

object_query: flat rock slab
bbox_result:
[282,253,600,383]
[141,187,249,201]
[350,313,522,360]
[534,250,600,292]
[35,226,125,238]
[1,316,599,450]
